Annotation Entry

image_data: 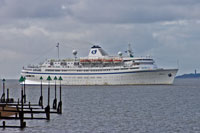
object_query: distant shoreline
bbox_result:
[176,73,200,78]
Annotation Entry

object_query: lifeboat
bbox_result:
[113,58,123,63]
[90,58,102,63]
[80,59,90,63]
[102,58,113,63]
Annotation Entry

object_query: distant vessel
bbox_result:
[21,45,178,85]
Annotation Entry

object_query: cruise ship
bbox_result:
[21,45,178,85]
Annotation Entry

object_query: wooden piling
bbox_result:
[20,87,25,128]
[39,77,43,108]
[23,78,26,103]
[1,79,6,102]
[57,76,63,114]
[45,105,50,120]
[3,121,5,128]
[53,76,57,109]
[7,88,9,103]
[30,108,33,119]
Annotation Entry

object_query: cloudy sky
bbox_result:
[0,0,200,79]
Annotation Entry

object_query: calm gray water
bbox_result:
[0,78,200,133]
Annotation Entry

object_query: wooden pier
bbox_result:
[0,76,63,128]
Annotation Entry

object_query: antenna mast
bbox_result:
[126,43,134,57]
[56,43,60,59]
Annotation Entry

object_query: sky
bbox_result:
[0,0,200,79]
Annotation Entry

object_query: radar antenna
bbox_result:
[72,50,78,61]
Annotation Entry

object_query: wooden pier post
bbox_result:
[1,79,6,102]
[19,76,26,128]
[57,76,63,114]
[39,76,43,108]
[7,89,9,100]
[23,77,26,103]
[20,87,24,128]
[6,88,9,102]
[3,121,5,128]
[53,76,57,109]
[46,76,52,120]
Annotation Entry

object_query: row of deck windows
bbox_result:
[44,67,139,72]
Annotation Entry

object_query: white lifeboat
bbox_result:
[113,58,123,63]
[80,58,90,63]
[102,58,113,63]
[90,58,102,63]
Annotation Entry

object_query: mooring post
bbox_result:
[19,76,26,128]
[20,87,24,128]
[3,121,5,128]
[6,88,9,102]
[17,98,19,105]
[1,79,6,102]
[2,79,5,94]
[46,76,52,120]
[39,76,43,108]
[57,76,63,114]
[45,105,50,120]
[47,76,52,107]
[53,76,57,109]
[23,77,26,103]
[30,108,33,119]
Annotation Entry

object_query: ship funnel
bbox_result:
[88,45,108,58]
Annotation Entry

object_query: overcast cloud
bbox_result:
[0,0,200,78]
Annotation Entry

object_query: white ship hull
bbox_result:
[22,69,178,85]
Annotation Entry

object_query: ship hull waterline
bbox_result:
[21,69,178,85]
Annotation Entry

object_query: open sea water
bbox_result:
[0,78,200,133]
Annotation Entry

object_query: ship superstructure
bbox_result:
[21,45,178,85]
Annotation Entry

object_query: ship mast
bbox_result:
[126,44,134,57]
[56,43,60,59]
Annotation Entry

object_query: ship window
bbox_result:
[130,67,139,69]
[121,68,128,70]
[45,69,54,71]
[33,69,41,71]
[25,75,35,77]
